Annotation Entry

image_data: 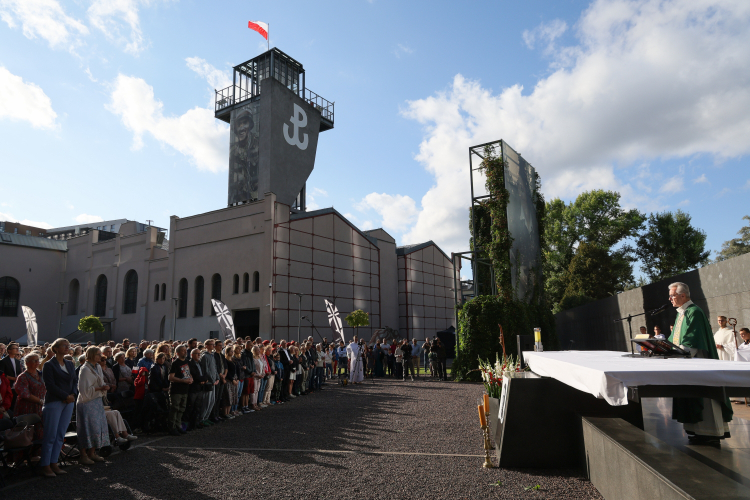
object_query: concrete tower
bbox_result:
[214,49,334,210]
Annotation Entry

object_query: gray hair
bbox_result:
[669,282,690,297]
[114,351,126,361]
[24,352,40,363]
[143,348,155,357]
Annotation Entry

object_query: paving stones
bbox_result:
[6,379,601,499]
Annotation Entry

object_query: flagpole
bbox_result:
[267,23,270,51]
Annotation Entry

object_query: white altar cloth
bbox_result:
[523,350,750,406]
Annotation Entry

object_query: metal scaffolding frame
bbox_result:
[468,139,505,298]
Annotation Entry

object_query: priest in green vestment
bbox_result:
[668,282,733,441]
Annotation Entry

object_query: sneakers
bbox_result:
[241,408,252,414]
[115,437,128,445]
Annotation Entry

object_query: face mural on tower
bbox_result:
[228,101,260,205]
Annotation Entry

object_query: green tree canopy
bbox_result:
[562,242,635,302]
[79,315,104,334]
[715,215,750,262]
[635,210,710,282]
[544,190,644,308]
[344,309,369,338]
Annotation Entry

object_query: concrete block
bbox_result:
[312,234,334,252]
[333,217,351,242]
[275,275,288,293]
[289,277,312,295]
[334,254,353,271]
[290,244,312,264]
[314,214,334,238]
[313,279,333,298]
[289,260,312,279]
[334,283,353,300]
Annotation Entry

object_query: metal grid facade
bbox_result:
[398,244,455,340]
[272,212,381,341]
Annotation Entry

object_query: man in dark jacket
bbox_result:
[186,348,208,430]
[212,340,226,421]
[278,341,292,402]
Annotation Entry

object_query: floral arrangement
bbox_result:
[478,353,521,399]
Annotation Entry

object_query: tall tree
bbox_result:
[544,190,645,307]
[635,210,710,282]
[562,243,635,302]
[715,215,750,262]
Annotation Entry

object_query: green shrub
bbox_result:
[453,295,557,381]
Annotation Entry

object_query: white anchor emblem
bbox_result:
[283,103,309,150]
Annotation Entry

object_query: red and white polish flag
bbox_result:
[248,21,268,40]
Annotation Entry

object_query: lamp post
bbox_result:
[295,293,304,344]
[56,301,67,338]
[171,297,180,341]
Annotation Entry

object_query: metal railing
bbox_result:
[215,85,253,112]
[303,88,334,123]
[216,84,334,124]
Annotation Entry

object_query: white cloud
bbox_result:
[356,193,419,233]
[107,74,229,172]
[88,0,147,55]
[660,176,684,194]
[693,174,708,184]
[522,19,567,54]
[0,0,88,51]
[394,43,414,58]
[306,187,329,211]
[0,211,52,229]
[85,67,97,82]
[185,57,232,90]
[75,213,103,224]
[0,66,57,129]
[392,0,750,252]
[677,199,690,206]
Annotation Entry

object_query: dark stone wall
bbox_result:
[555,252,750,351]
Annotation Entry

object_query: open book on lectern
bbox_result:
[630,338,691,357]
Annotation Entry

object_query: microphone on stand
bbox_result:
[649,303,670,315]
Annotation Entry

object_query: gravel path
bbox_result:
[4,378,602,499]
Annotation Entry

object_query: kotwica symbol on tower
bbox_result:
[283,103,309,150]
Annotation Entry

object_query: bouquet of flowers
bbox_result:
[478,353,521,399]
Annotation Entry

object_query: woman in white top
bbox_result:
[251,346,264,411]
[77,347,110,464]
[324,346,333,379]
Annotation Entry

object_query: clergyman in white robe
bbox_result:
[714,326,739,361]
[347,341,364,383]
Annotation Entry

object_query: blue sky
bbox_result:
[1,0,749,275]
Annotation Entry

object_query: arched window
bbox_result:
[0,276,20,317]
[161,283,166,301]
[210,274,221,315]
[233,274,239,294]
[95,275,108,317]
[123,270,138,314]
[253,271,260,292]
[178,278,188,318]
[243,273,249,293]
[194,276,204,317]
[67,279,79,315]
[154,284,159,302]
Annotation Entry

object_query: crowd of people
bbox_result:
[0,333,451,479]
